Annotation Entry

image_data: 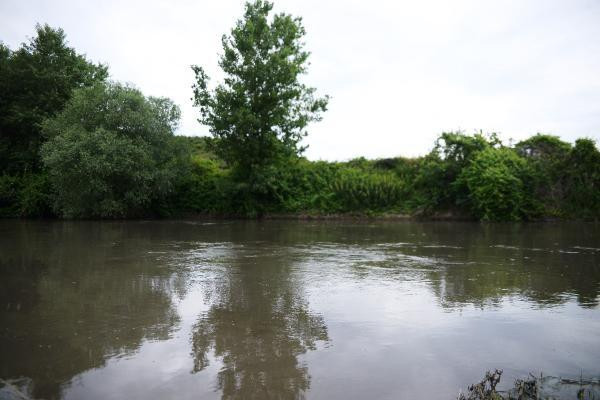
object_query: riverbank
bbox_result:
[176,211,467,221]
[5,210,596,222]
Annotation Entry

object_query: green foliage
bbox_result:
[192,0,328,179]
[173,153,230,215]
[0,175,21,217]
[460,147,532,221]
[408,153,450,212]
[407,132,499,213]
[436,131,499,165]
[18,172,54,217]
[0,24,108,174]
[250,160,340,214]
[515,134,571,216]
[278,161,338,212]
[187,159,406,215]
[231,159,339,214]
[40,82,187,218]
[562,138,600,219]
[0,173,54,217]
[515,134,571,160]
[330,169,403,212]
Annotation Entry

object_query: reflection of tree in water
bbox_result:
[190,248,328,399]
[426,252,600,309]
[273,220,599,309]
[0,222,185,400]
[415,224,600,309]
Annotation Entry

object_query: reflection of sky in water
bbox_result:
[0,220,598,400]
[64,289,218,400]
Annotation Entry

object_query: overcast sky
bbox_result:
[2,0,599,160]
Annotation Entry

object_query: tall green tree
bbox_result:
[41,82,187,218]
[191,0,328,179]
[0,24,108,173]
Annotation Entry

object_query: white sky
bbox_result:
[2,0,599,160]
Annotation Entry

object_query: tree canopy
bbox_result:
[0,24,108,173]
[192,0,328,175]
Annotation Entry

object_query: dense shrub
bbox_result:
[173,155,231,215]
[18,173,54,217]
[516,134,571,216]
[407,132,500,213]
[221,160,337,216]
[0,173,54,217]
[0,175,21,217]
[562,138,600,219]
[330,169,403,212]
[460,147,532,221]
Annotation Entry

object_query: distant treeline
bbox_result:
[1,22,599,221]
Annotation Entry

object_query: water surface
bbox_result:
[1,220,599,399]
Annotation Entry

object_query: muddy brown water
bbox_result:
[1,220,599,399]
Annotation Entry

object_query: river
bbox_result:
[1,220,599,399]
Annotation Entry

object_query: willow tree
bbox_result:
[192,0,328,182]
[41,83,185,218]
